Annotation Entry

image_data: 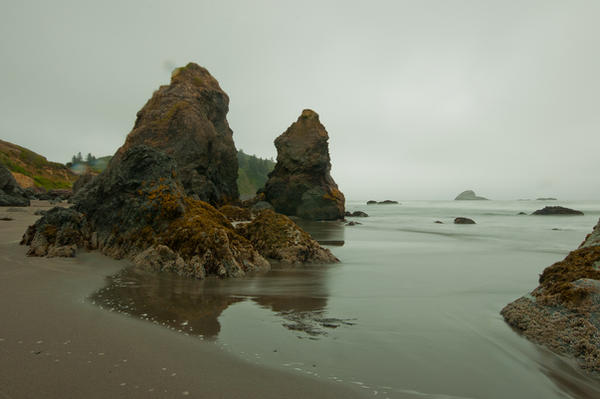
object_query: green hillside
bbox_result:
[236,150,275,199]
[0,139,77,190]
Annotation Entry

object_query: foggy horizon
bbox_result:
[2,1,599,200]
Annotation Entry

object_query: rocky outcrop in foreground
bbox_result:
[261,110,345,220]
[22,145,337,279]
[532,206,584,215]
[502,219,600,375]
[454,190,488,200]
[113,63,239,205]
[0,164,30,206]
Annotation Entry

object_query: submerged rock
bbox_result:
[454,190,488,200]
[454,217,475,224]
[113,62,239,205]
[532,206,584,215]
[501,221,600,375]
[0,164,30,206]
[236,209,339,264]
[261,109,345,220]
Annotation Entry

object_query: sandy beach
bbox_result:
[0,202,364,399]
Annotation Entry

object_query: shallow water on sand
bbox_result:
[92,200,600,398]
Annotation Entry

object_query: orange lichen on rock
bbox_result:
[237,209,338,264]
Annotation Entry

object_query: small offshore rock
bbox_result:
[532,206,583,215]
[378,200,398,204]
[434,220,443,224]
[366,200,377,205]
[454,190,488,200]
[454,217,475,224]
[517,212,527,215]
[345,221,361,226]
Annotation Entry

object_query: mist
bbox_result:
[1,0,598,200]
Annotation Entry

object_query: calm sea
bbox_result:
[92,200,600,399]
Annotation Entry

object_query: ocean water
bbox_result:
[92,200,600,398]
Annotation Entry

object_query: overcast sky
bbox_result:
[1,0,598,200]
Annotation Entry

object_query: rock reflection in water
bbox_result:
[90,261,354,339]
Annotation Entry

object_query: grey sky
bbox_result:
[1,0,598,200]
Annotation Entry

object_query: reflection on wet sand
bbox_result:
[294,219,345,247]
[90,258,354,340]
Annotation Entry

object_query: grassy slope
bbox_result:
[0,139,77,190]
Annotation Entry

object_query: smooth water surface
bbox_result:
[92,200,600,398]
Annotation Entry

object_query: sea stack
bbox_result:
[113,62,238,205]
[261,109,345,220]
[454,190,488,200]
[501,219,600,374]
[0,164,30,206]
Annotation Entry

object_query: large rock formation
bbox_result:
[22,146,338,278]
[23,145,269,278]
[0,164,30,206]
[454,190,488,200]
[501,220,600,375]
[113,63,239,205]
[261,110,345,220]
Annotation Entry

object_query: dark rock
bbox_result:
[501,221,600,375]
[236,209,339,264]
[21,207,87,257]
[366,200,377,205]
[517,212,527,215]
[454,190,488,200]
[251,201,274,212]
[532,206,584,216]
[536,197,557,201]
[112,63,239,205]
[0,217,13,221]
[261,109,345,220]
[345,211,368,217]
[28,145,270,278]
[434,220,443,224]
[73,173,96,194]
[454,217,475,224]
[378,200,398,204]
[345,221,361,226]
[34,210,46,216]
[0,164,30,206]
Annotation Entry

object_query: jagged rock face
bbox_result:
[236,210,339,264]
[0,164,30,206]
[501,219,600,375]
[26,145,269,279]
[114,62,239,205]
[72,173,95,194]
[261,110,345,220]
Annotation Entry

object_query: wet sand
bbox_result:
[0,202,364,399]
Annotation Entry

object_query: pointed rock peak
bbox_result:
[299,109,320,121]
[170,62,222,91]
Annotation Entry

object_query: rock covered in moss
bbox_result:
[113,62,239,205]
[237,209,339,264]
[24,145,270,278]
[21,207,88,256]
[218,205,252,222]
[261,110,344,220]
[0,163,30,206]
[501,219,600,375]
